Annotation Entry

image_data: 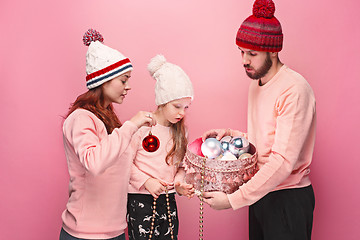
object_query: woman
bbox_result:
[59,29,156,240]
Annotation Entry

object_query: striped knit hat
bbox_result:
[83,29,133,89]
[236,0,283,52]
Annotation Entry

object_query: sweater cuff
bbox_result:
[132,174,151,191]
[174,170,186,183]
[122,121,138,135]
[227,189,245,210]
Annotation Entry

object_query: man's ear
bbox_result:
[270,52,278,58]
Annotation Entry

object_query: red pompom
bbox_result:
[82,29,104,46]
[253,0,275,18]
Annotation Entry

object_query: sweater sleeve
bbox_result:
[130,163,152,190]
[127,130,151,190]
[227,84,316,209]
[174,167,186,184]
[173,155,187,183]
[63,111,138,176]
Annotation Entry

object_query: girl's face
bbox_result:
[160,97,192,126]
[102,71,132,107]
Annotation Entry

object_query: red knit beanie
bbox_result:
[236,0,283,52]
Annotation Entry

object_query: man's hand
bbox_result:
[201,129,229,141]
[202,128,248,141]
[202,191,232,210]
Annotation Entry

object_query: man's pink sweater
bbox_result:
[228,65,316,210]
[61,109,138,239]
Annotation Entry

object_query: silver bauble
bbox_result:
[220,151,238,160]
[238,153,252,160]
[229,136,250,158]
[201,138,222,159]
[220,136,232,153]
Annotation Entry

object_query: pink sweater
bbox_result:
[61,109,138,239]
[228,65,316,210]
[126,124,185,194]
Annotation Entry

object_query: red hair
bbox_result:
[66,87,121,134]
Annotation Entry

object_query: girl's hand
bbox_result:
[175,182,195,198]
[130,111,156,128]
[144,178,166,198]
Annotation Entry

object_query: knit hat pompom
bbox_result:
[83,29,104,46]
[148,54,167,76]
[253,0,275,18]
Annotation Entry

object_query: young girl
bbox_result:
[126,55,195,240]
[59,29,156,240]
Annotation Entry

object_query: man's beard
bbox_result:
[244,53,272,80]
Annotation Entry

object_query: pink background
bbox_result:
[1,0,359,239]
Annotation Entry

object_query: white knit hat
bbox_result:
[83,29,133,89]
[148,55,194,106]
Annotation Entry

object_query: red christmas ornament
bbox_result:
[142,131,160,152]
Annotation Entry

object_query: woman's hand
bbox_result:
[130,111,156,128]
[143,178,166,198]
[175,182,195,198]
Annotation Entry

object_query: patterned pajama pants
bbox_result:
[127,193,179,240]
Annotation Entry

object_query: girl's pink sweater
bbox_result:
[126,124,185,194]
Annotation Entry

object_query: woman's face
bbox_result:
[102,71,132,107]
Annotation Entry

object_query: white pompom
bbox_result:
[147,54,167,76]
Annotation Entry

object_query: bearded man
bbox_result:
[202,1,316,239]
